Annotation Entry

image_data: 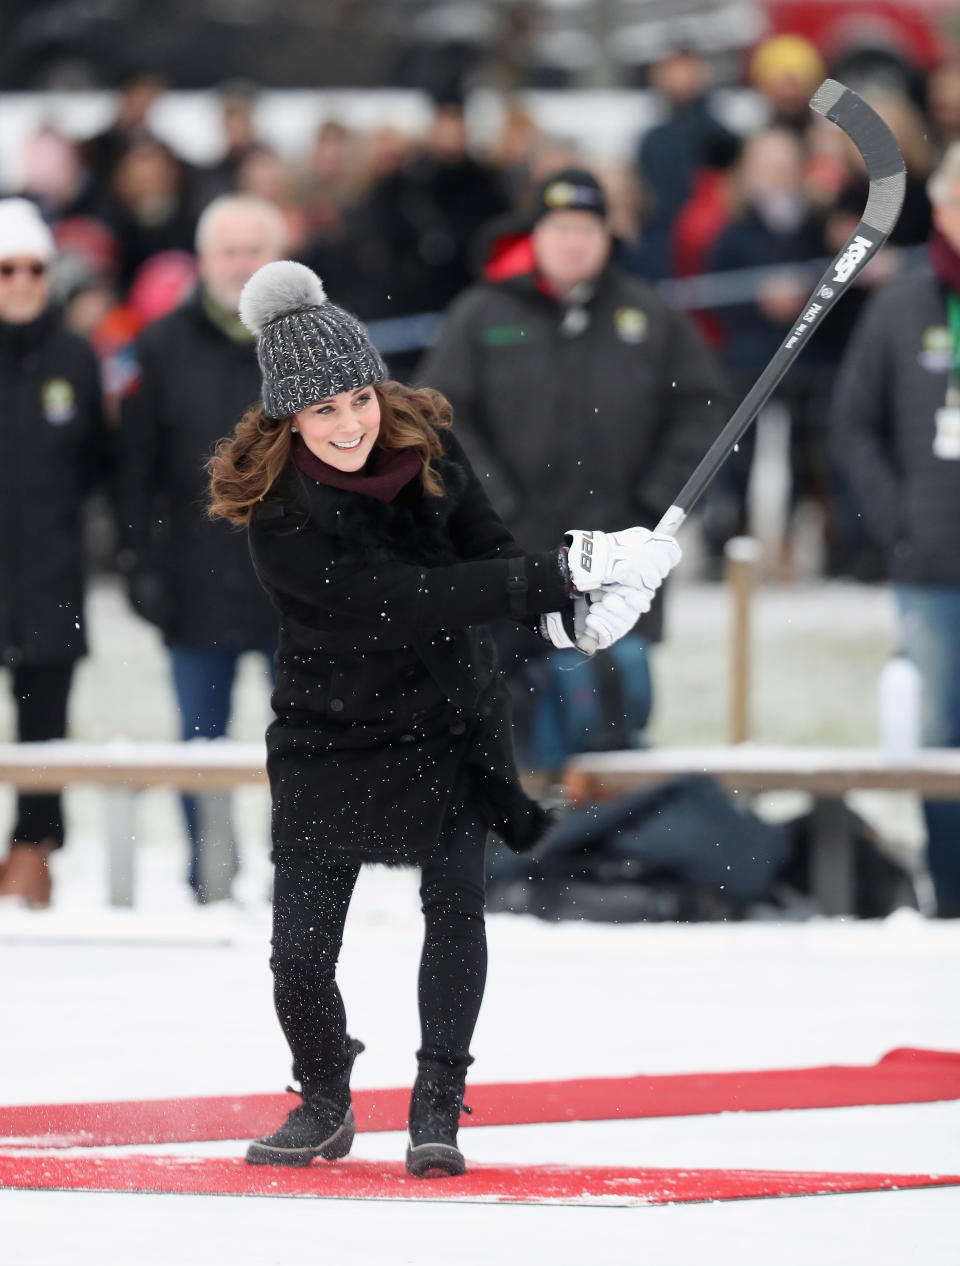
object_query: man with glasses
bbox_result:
[0,198,106,907]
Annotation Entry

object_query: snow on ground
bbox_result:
[2,578,959,1262]
[3,864,959,1264]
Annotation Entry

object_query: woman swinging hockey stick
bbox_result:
[207,260,679,1177]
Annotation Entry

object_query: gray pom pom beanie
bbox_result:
[238,260,386,418]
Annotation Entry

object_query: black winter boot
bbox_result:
[405,1061,472,1178]
[246,1037,364,1167]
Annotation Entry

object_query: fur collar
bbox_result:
[274,454,469,567]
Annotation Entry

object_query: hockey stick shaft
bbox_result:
[578,79,906,653]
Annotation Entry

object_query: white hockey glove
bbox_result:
[564,527,682,594]
[540,596,589,649]
[581,584,648,651]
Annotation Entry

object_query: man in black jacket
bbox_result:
[832,143,960,918]
[116,194,285,901]
[0,199,107,907]
[418,169,725,775]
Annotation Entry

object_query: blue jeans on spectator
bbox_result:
[509,634,652,774]
[895,585,960,916]
[170,642,275,895]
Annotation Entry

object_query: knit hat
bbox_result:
[532,169,608,226]
[0,198,56,264]
[238,260,386,419]
[749,35,825,92]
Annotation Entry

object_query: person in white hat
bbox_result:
[0,199,107,907]
[0,198,55,322]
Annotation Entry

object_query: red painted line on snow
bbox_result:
[1,1153,957,1206]
[2,1048,957,1150]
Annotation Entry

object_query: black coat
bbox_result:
[327,155,510,322]
[417,265,726,642]
[831,267,960,584]
[708,209,828,373]
[116,291,278,648]
[248,432,572,864]
[0,309,106,667]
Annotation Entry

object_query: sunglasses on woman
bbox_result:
[0,261,47,279]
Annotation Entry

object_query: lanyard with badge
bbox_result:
[936,290,960,459]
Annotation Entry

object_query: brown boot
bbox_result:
[0,843,53,908]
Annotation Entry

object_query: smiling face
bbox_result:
[294,384,381,470]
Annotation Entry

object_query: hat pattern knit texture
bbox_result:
[238,260,386,418]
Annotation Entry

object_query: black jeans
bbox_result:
[9,662,75,849]
[270,802,488,1091]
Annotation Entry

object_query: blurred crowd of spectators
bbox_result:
[5,40,960,578]
[5,33,960,914]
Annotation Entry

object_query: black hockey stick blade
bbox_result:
[661,80,906,529]
[578,80,905,653]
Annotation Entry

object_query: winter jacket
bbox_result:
[248,430,572,864]
[116,290,278,648]
[635,94,734,280]
[0,309,106,666]
[831,267,960,584]
[417,263,726,641]
[324,154,510,323]
[707,208,827,373]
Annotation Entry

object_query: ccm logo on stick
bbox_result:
[833,235,873,283]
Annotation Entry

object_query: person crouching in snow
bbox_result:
[207,260,680,1178]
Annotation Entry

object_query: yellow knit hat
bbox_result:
[749,35,826,90]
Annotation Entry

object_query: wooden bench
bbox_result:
[563,746,960,915]
[0,741,268,907]
[4,741,958,914]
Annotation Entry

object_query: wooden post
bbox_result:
[725,536,761,745]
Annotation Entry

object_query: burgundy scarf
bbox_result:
[928,229,960,293]
[293,434,421,503]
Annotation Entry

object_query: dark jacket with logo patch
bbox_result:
[116,290,278,648]
[0,309,106,666]
[832,267,960,584]
[417,264,725,641]
[248,431,571,864]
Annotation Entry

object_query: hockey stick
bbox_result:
[578,79,906,653]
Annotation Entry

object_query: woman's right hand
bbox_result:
[564,527,681,595]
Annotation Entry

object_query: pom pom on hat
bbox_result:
[238,259,327,336]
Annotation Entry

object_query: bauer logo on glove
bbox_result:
[578,532,595,573]
[563,526,682,596]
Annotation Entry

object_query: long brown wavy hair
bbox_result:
[207,380,453,524]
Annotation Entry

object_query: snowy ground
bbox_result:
[2,578,959,1263]
[3,880,959,1264]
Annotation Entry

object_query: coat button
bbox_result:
[329,698,345,713]
[449,718,466,736]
